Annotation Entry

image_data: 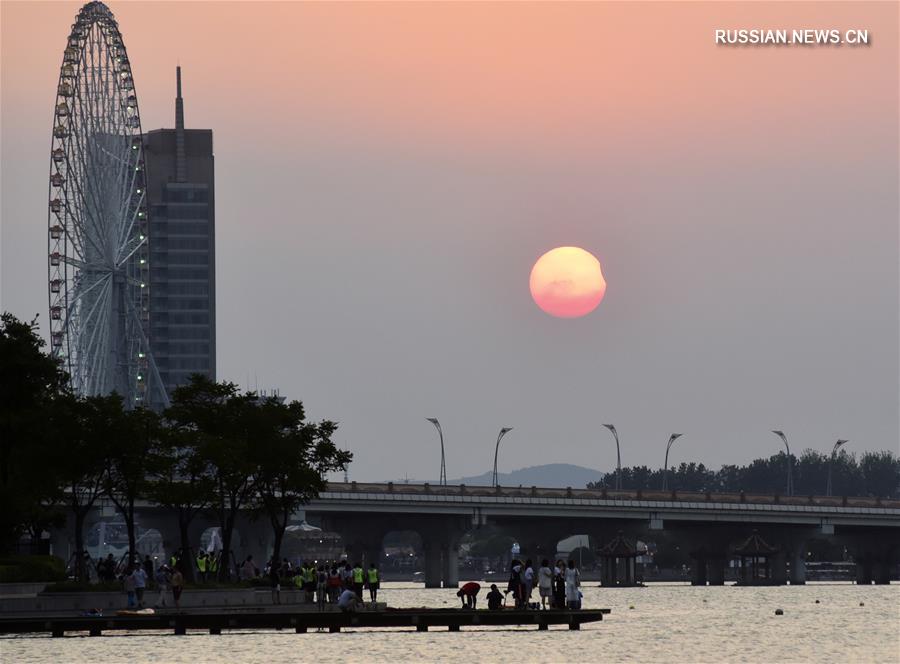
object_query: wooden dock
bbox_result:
[0,608,610,637]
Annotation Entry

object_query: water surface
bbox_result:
[2,582,897,663]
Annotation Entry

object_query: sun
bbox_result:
[529,246,607,318]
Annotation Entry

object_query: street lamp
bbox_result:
[602,424,622,490]
[771,430,794,496]
[491,427,513,487]
[661,433,683,491]
[826,439,849,497]
[425,418,447,486]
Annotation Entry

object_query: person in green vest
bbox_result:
[293,566,304,593]
[352,562,365,599]
[208,552,219,580]
[304,562,316,602]
[366,562,380,602]
[196,551,207,583]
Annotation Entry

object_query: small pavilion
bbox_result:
[733,530,779,585]
[598,532,644,587]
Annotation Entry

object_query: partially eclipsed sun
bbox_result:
[529,246,607,318]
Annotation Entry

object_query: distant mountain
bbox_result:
[452,463,604,488]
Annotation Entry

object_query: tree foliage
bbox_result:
[589,449,900,497]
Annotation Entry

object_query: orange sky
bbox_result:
[2,2,898,479]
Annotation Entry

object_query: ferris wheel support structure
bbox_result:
[47,1,167,409]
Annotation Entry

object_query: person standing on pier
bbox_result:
[123,566,137,608]
[154,565,170,607]
[132,563,148,608]
[171,567,184,609]
[328,564,342,603]
[553,560,566,609]
[341,561,353,589]
[143,555,155,588]
[317,565,328,610]
[507,560,524,608]
[352,562,365,598]
[565,560,581,610]
[538,559,553,609]
[196,551,207,583]
[523,559,535,607]
[366,563,380,603]
[270,563,281,605]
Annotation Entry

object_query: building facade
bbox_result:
[143,67,216,398]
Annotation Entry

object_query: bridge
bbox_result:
[62,483,900,588]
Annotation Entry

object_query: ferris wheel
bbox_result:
[47,1,166,408]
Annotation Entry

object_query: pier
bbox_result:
[0,608,610,637]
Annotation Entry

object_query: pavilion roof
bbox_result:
[599,532,638,558]
[733,531,778,555]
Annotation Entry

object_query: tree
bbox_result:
[102,400,160,560]
[249,397,351,566]
[146,419,215,583]
[0,313,68,553]
[670,462,716,492]
[50,395,109,580]
[166,375,256,581]
[859,451,900,497]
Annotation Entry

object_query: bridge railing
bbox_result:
[323,481,900,509]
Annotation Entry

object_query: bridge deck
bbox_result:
[323,482,900,510]
[0,608,610,636]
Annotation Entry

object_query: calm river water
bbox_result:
[2,582,898,663]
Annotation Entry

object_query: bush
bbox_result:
[0,555,66,583]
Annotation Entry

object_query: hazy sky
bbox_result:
[2,2,898,482]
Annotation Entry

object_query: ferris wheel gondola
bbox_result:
[47,1,166,408]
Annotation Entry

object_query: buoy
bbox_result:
[815,600,820,604]
[775,608,784,615]
[859,602,865,607]
[628,605,635,610]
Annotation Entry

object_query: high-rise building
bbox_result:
[143,67,216,398]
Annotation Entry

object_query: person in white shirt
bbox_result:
[538,559,554,609]
[523,560,535,607]
[565,560,581,610]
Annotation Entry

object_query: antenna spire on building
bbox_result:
[175,66,186,182]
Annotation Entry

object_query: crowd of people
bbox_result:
[252,557,381,611]
[78,548,383,611]
[457,559,582,611]
[75,548,586,613]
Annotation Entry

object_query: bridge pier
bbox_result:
[770,552,788,585]
[855,558,874,585]
[706,555,726,586]
[441,544,459,588]
[873,559,892,585]
[789,550,807,585]
[691,557,707,586]
[423,541,443,588]
[843,534,896,585]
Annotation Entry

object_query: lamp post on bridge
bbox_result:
[826,439,849,497]
[491,427,513,488]
[661,433,682,491]
[771,430,794,497]
[602,424,622,490]
[425,418,447,486]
